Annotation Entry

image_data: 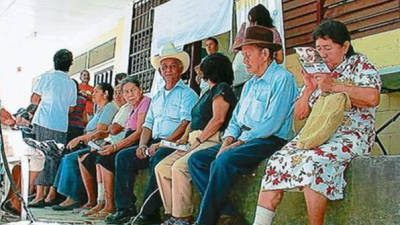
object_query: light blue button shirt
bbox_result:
[32,71,77,132]
[223,61,298,142]
[143,79,198,140]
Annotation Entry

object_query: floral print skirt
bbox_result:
[261,126,372,200]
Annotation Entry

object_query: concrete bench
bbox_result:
[133,155,400,225]
[272,155,400,225]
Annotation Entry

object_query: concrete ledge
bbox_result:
[272,156,400,225]
[134,156,400,225]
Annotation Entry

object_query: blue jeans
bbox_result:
[143,147,175,216]
[188,137,286,225]
[114,142,174,214]
[53,148,90,202]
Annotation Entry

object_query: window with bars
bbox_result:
[94,66,114,86]
[128,0,170,93]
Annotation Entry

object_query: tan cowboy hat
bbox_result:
[234,25,282,51]
[151,42,190,74]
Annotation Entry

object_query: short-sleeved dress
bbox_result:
[262,54,382,200]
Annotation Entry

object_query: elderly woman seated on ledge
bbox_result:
[252,20,381,225]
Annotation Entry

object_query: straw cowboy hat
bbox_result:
[151,42,190,74]
[234,25,282,51]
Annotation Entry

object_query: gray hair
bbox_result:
[120,76,141,89]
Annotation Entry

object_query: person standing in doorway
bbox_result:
[195,37,220,95]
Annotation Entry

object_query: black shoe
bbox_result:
[1,199,20,216]
[51,202,81,211]
[44,197,64,207]
[131,214,161,225]
[105,208,137,224]
[28,199,45,208]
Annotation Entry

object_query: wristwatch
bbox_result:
[144,148,151,157]
[139,145,149,157]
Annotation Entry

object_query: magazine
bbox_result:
[160,140,190,151]
[88,141,102,151]
[294,47,331,74]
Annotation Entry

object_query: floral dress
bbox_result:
[261,54,382,200]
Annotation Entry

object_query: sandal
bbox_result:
[81,202,96,209]
[87,209,114,220]
[73,203,96,214]
[82,203,104,217]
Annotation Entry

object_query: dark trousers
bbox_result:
[114,141,174,215]
[142,147,175,216]
[188,137,286,225]
[66,126,84,143]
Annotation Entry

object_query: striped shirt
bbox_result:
[68,95,86,129]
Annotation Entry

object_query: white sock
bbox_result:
[253,206,275,225]
[97,183,104,202]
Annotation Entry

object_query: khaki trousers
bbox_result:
[155,130,220,217]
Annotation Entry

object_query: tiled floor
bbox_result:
[2,208,160,225]
[4,207,107,224]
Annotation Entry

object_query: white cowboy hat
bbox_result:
[151,42,190,74]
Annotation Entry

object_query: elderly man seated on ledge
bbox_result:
[105,42,198,225]
[252,20,381,225]
[187,25,298,225]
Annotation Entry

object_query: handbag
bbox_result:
[297,92,351,149]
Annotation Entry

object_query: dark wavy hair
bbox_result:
[200,53,234,85]
[115,73,128,85]
[248,4,274,28]
[312,20,356,58]
[53,49,73,72]
[96,82,114,102]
